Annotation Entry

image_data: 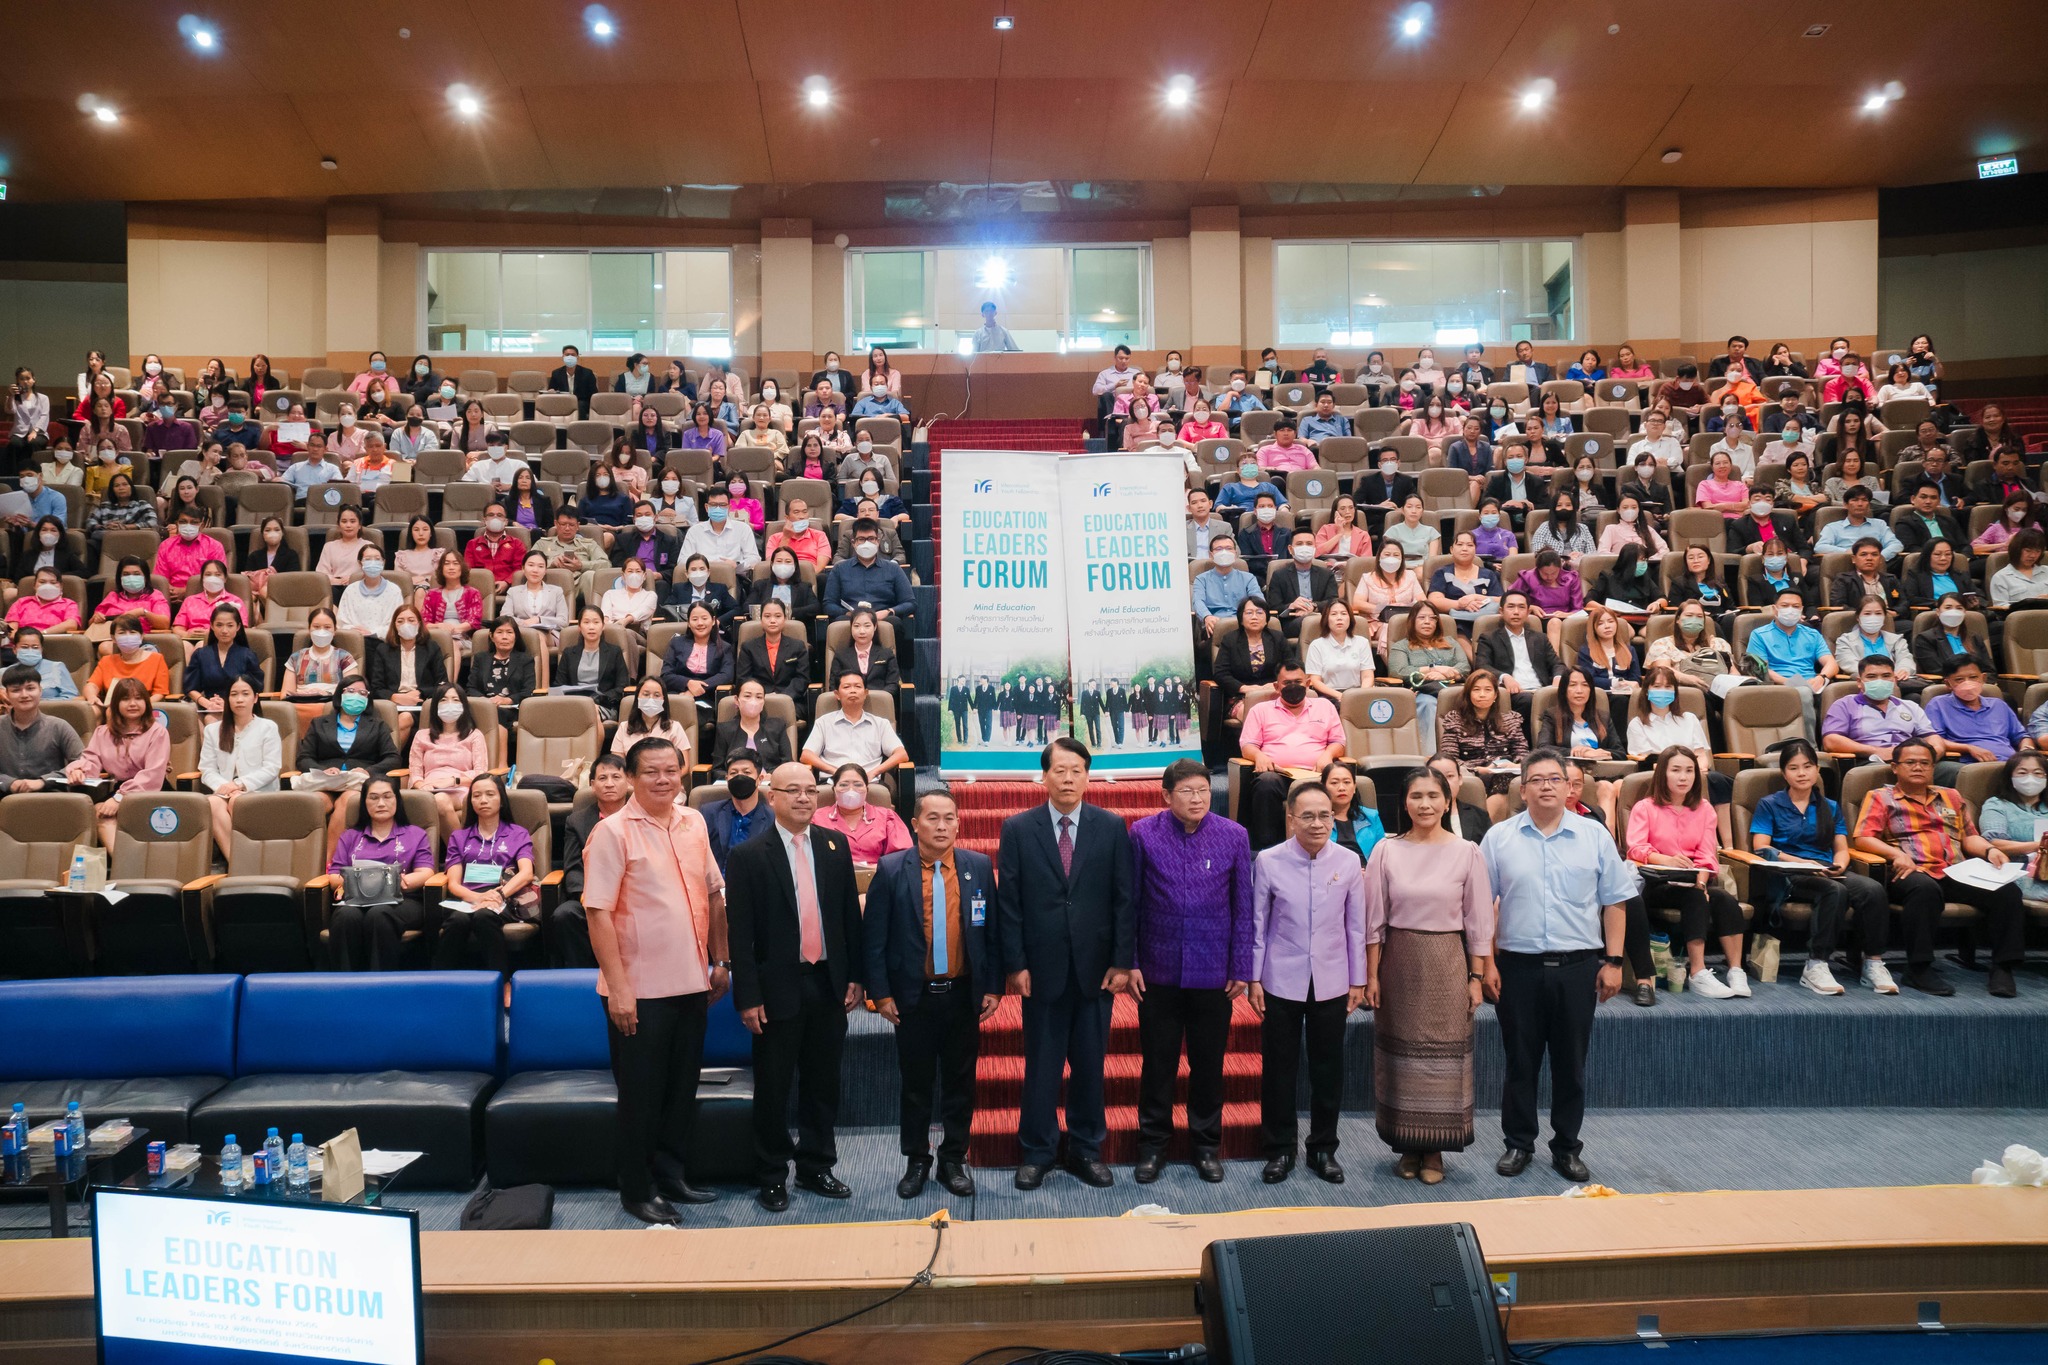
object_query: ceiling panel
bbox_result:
[988,79,1226,184]
[759,80,998,183]
[991,0,1262,79]
[738,0,1003,80]
[1416,82,1690,185]
[1205,83,1465,183]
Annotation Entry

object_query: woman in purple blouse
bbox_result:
[1508,548,1584,656]
[434,772,537,971]
[325,774,436,971]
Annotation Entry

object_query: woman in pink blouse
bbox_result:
[64,677,170,850]
[724,473,765,531]
[1692,451,1752,518]
[1362,767,1495,1184]
[419,550,486,650]
[1313,494,1373,564]
[1624,746,1749,999]
[1607,344,1654,380]
[171,560,248,639]
[1403,398,1457,459]
[409,682,492,833]
[1178,401,1228,444]
[1596,495,1668,559]
[812,762,912,867]
[1349,547,1425,652]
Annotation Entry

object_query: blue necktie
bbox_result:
[930,862,948,976]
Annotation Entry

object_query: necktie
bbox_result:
[930,861,948,976]
[1057,815,1074,878]
[792,833,824,963]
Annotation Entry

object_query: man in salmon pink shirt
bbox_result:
[1238,657,1346,850]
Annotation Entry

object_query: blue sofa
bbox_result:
[0,975,238,1143]
[483,970,756,1187]
[188,972,500,1187]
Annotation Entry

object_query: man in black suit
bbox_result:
[1235,493,1290,576]
[1511,339,1554,407]
[998,738,1136,1191]
[1895,479,1968,554]
[1474,590,1562,729]
[864,788,1002,1200]
[1354,456,1418,525]
[1078,681,1103,747]
[947,677,970,744]
[973,675,997,743]
[725,761,866,1212]
[1105,682,1128,746]
[1264,529,1339,640]
[548,344,599,419]
[1725,502,1810,559]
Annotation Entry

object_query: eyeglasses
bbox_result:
[768,785,814,796]
[1523,775,1566,788]
[1292,811,1334,824]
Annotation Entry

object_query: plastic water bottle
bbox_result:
[286,1134,309,1193]
[220,1134,243,1190]
[263,1127,285,1179]
[68,852,87,892]
[0,1103,23,1156]
[65,1101,85,1153]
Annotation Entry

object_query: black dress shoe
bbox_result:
[656,1180,717,1206]
[1063,1156,1114,1188]
[1552,1151,1591,1183]
[1306,1151,1345,1185]
[1262,1152,1295,1184]
[1194,1152,1225,1184]
[897,1157,932,1200]
[1496,1147,1532,1177]
[1989,966,2017,998]
[757,1183,789,1212]
[796,1171,852,1199]
[1014,1163,1048,1191]
[620,1195,679,1225]
[1907,964,1955,996]
[1133,1153,1165,1184]
[1633,980,1657,1007]
[937,1160,976,1197]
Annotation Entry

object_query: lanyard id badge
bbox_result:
[969,890,987,927]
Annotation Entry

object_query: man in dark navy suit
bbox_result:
[996,738,1135,1190]
[864,787,1001,1199]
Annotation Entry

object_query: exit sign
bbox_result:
[0,182,8,201]
[1979,155,2020,180]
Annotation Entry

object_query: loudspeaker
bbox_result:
[1198,1223,1509,1364]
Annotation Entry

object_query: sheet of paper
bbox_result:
[1944,857,2026,891]
[439,900,477,914]
[359,1150,423,1177]
[276,421,310,444]
[1602,598,1647,615]
[0,491,33,521]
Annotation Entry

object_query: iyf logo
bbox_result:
[1092,482,1112,498]
[973,479,994,493]
[205,1211,233,1226]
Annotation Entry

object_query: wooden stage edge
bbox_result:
[4,1184,2046,1363]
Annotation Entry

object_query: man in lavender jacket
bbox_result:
[1128,758,1255,1185]
[1250,778,1367,1186]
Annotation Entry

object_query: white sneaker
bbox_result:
[1724,966,1753,998]
[1800,959,1844,996]
[1862,959,1900,995]
[1689,968,1736,999]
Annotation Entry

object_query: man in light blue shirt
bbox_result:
[1297,393,1353,449]
[1813,487,1902,561]
[1746,588,1839,735]
[280,430,344,502]
[1192,534,1259,635]
[850,387,910,420]
[12,470,65,528]
[1481,748,1635,1184]
[6,628,76,700]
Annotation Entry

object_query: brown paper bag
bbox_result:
[68,844,109,892]
[321,1127,364,1203]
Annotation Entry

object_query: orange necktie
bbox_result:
[792,833,824,963]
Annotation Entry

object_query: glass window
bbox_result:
[848,244,1150,352]
[1275,239,1577,348]
[423,249,733,356]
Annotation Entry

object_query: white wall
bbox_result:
[1679,219,1878,347]
[128,236,325,359]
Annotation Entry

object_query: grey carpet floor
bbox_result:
[11,1107,2017,1235]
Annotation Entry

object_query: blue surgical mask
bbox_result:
[1480,513,1499,528]
[1862,678,1895,702]
[370,358,386,372]
[1506,457,1525,474]
[1647,687,1676,708]
[1763,556,1787,576]
[14,649,42,668]
[158,405,175,420]
[708,506,728,524]
[340,692,369,717]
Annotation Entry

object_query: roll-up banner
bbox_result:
[939,451,1073,776]
[938,448,1199,778]
[1057,452,1201,776]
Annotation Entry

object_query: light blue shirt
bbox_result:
[22,486,65,524]
[281,458,344,501]
[1483,809,1638,954]
[1814,516,1901,561]
[30,658,77,700]
[1193,567,1260,621]
[851,394,909,418]
[1746,621,1828,680]
[1299,413,1352,444]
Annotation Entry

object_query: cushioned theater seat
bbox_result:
[484,969,755,1187]
[0,975,239,1142]
[190,972,500,1187]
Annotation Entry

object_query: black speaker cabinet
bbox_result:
[1198,1222,1509,1365]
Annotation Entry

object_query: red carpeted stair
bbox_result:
[950,781,1272,1167]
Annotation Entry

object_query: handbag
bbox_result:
[460,1179,554,1230]
[337,861,404,908]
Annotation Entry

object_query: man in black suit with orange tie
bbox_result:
[997,738,1135,1191]
[725,761,866,1212]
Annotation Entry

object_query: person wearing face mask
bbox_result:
[709,680,793,778]
[462,503,526,588]
[833,468,911,526]
[1356,448,1419,529]
[609,501,684,597]
[1911,593,1993,679]
[1237,658,1346,852]
[388,404,441,459]
[1217,368,1269,432]
[84,613,171,705]
[503,549,571,647]
[1740,544,1819,621]
[547,344,599,419]
[1482,450,1549,537]
[407,682,492,833]
[746,543,823,625]
[1234,493,1293,576]
[3,628,77,700]
[461,431,526,492]
[1193,533,1261,637]
[337,543,405,639]
[1821,352,1875,407]
[20,516,82,585]
[345,350,390,399]
[672,552,742,631]
[1974,750,2048,917]
[612,352,655,398]
[599,560,661,669]
[1746,589,1840,735]
[850,378,910,425]
[1263,530,1338,642]
[8,466,66,543]
[835,434,898,493]
[139,390,199,457]
[1923,655,2033,771]
[737,598,814,708]
[679,490,762,573]
[1822,653,1939,773]
[90,556,171,640]
[1724,487,1809,562]
[823,517,913,623]
[171,559,248,641]
[362,604,448,752]
[551,606,631,721]
[1213,459,1283,516]
[143,510,225,600]
[813,761,913,868]
[1829,597,1916,680]
[763,496,833,571]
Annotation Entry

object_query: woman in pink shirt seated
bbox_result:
[812,761,912,867]
[95,556,172,633]
[409,682,492,833]
[171,559,249,640]
[1178,400,1228,444]
[1692,451,1752,519]
[419,550,486,650]
[154,512,229,596]
[1507,548,1584,655]
[1255,418,1317,472]
[1624,745,1749,1000]
[1121,397,1166,449]
[1313,494,1372,564]
[724,474,766,531]
[64,677,170,851]
[7,568,81,634]
[1606,343,1655,380]
[1403,399,1457,460]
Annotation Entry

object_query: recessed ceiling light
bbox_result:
[1165,74,1193,109]
[193,28,214,47]
[320,157,338,170]
[1394,3,1432,39]
[993,15,1014,30]
[804,76,830,109]
[448,84,481,117]
[177,15,218,52]
[1519,79,1554,112]
[93,105,118,124]
[1862,92,1890,113]
[1660,148,1683,164]
[584,4,615,38]
[1803,23,1831,37]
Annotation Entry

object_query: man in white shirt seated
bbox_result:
[280,430,345,501]
[679,488,761,571]
[802,673,910,779]
[1625,410,1684,472]
[464,432,527,492]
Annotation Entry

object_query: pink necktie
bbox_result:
[792,834,824,963]
[1057,816,1074,878]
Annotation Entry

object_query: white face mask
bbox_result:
[398,621,419,640]
[856,438,874,454]
[1211,548,1237,568]
[1292,545,1313,563]
[116,633,143,654]
[1229,378,1246,392]
[1775,607,1802,629]
[429,700,464,724]
[687,569,709,587]
[36,583,59,601]
[178,523,200,541]
[624,572,645,589]
[1619,507,1638,523]
[38,530,58,546]
[1576,468,1593,482]
[339,413,357,428]
[20,475,38,494]
[485,517,506,533]
[1939,607,1966,629]
[309,628,335,647]
[789,517,810,534]
[202,575,225,594]
[1399,378,1417,392]
[772,561,795,580]
[836,786,866,811]
[54,449,71,462]
[638,695,666,717]
[1380,461,1400,478]
[1860,614,1885,635]
[661,478,680,494]
[1166,359,1182,372]
[633,515,655,533]
[1255,506,1277,524]
[1750,500,1774,519]
[2015,773,2048,799]
[1380,554,1404,573]
[144,362,161,376]
[854,540,879,561]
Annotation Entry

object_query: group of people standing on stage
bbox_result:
[588,730,1631,1225]
[1076,674,1193,750]
[944,672,1070,748]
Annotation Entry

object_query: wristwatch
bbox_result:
[1602,955,1624,968]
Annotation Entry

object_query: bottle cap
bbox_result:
[224,1134,236,1143]
[292,1133,303,1143]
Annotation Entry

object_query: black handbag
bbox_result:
[459,1179,554,1230]
[337,862,403,908]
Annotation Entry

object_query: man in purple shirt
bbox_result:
[1128,759,1254,1186]
[1250,779,1366,1186]
[1924,656,2032,765]
[1821,656,1940,766]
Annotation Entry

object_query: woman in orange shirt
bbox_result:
[85,614,172,704]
